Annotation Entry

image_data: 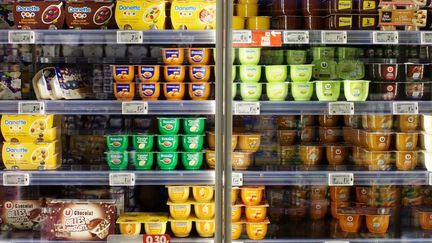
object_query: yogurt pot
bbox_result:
[164,66,186,83]
[157,152,179,170]
[240,65,262,83]
[162,48,184,65]
[192,186,214,202]
[265,65,287,83]
[189,65,211,82]
[181,152,204,170]
[188,83,211,100]
[167,186,190,203]
[238,48,261,65]
[187,48,211,65]
[195,219,215,237]
[138,65,160,82]
[266,83,288,101]
[158,117,180,135]
[112,65,135,83]
[193,202,215,220]
[245,219,270,240]
[132,152,154,170]
[343,80,370,101]
[245,203,269,222]
[292,82,314,101]
[157,135,179,152]
[114,83,135,101]
[241,186,265,206]
[183,117,206,135]
[240,83,262,101]
[138,82,160,100]
[315,81,341,101]
[169,218,193,237]
[290,64,314,82]
[163,83,186,100]
[167,200,192,220]
[287,50,307,65]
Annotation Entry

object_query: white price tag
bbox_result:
[329,173,354,186]
[116,31,143,44]
[122,101,148,115]
[8,31,35,44]
[429,173,432,186]
[233,30,252,44]
[421,32,432,44]
[283,31,309,44]
[325,241,350,243]
[329,102,354,115]
[109,173,135,186]
[373,31,399,44]
[3,173,30,186]
[234,102,260,115]
[232,172,243,186]
[18,101,45,115]
[393,102,419,115]
[322,31,347,44]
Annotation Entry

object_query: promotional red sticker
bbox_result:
[143,234,171,243]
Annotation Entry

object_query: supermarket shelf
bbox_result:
[0,171,215,185]
[0,30,216,44]
[234,101,432,115]
[242,171,430,186]
[0,100,215,115]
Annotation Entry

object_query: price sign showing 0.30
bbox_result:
[143,234,171,243]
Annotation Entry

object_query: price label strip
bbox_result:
[322,31,347,44]
[109,173,135,186]
[329,173,354,186]
[232,30,252,44]
[232,172,243,187]
[18,101,45,115]
[429,173,432,186]
[143,234,171,243]
[329,102,354,115]
[3,173,30,186]
[325,241,350,243]
[421,32,432,44]
[234,102,260,115]
[8,31,35,44]
[122,101,148,115]
[117,31,143,44]
[393,102,419,115]
[373,31,398,44]
[283,31,309,44]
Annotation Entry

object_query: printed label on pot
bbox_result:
[338,0,352,10]
[165,50,181,60]
[140,66,156,80]
[189,49,204,63]
[186,153,199,166]
[191,66,207,80]
[141,84,156,96]
[191,84,206,97]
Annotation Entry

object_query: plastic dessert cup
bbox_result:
[238,48,261,65]
[265,65,287,83]
[266,83,288,101]
[292,82,314,101]
[315,81,341,101]
[290,64,314,82]
[240,65,262,83]
[181,152,204,170]
[344,80,370,101]
[240,83,262,101]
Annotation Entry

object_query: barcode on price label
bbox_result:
[329,102,354,115]
[109,173,135,186]
[329,173,354,186]
[122,101,148,115]
[143,234,171,243]
[283,31,309,44]
[393,102,418,115]
[322,31,347,44]
[373,31,398,44]
[8,31,35,44]
[3,173,30,186]
[421,32,432,44]
[18,101,45,115]
[117,31,143,44]
[232,172,243,186]
[234,102,260,115]
[233,30,252,44]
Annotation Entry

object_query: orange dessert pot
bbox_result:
[241,186,265,206]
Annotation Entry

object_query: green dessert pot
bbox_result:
[106,151,128,170]
[182,152,204,170]
[265,65,288,83]
[106,135,128,152]
[183,118,206,135]
[132,134,154,152]
[157,135,179,152]
[262,49,284,65]
[292,82,314,101]
[315,81,341,101]
[157,152,179,170]
[344,80,370,101]
[312,47,336,60]
[266,83,289,101]
[132,152,154,170]
[240,83,263,101]
[290,64,314,82]
[158,117,180,135]
[239,65,262,83]
[287,50,307,65]
[312,59,338,80]
[182,134,204,152]
[238,48,261,65]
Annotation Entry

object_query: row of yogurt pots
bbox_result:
[234,80,370,101]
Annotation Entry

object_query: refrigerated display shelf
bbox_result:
[233,101,432,115]
[0,30,216,44]
[0,171,215,185]
[241,171,430,186]
[0,100,215,115]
